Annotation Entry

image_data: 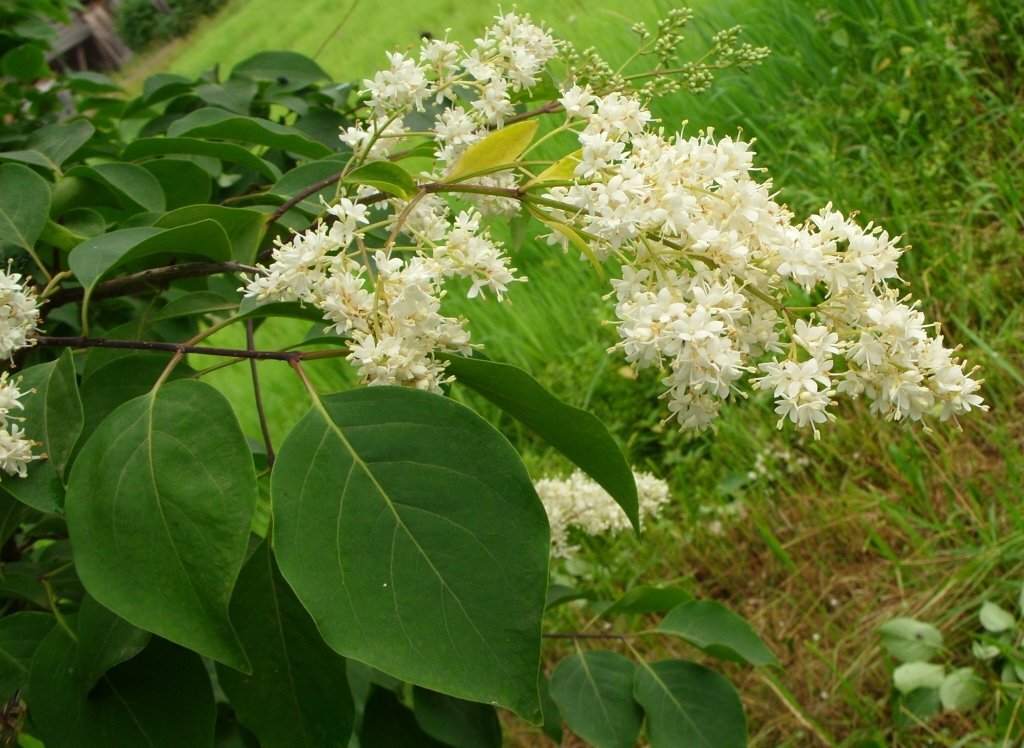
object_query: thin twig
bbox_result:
[37,335,305,361]
[543,632,631,640]
[245,320,276,467]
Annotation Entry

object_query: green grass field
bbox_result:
[129,0,1024,743]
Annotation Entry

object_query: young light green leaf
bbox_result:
[272,386,548,722]
[69,220,232,295]
[980,601,1016,633]
[342,161,417,199]
[0,163,50,251]
[27,629,216,748]
[893,662,946,695]
[526,205,604,279]
[549,651,643,748]
[168,107,332,159]
[443,354,638,532]
[5,349,83,513]
[527,149,581,186]
[66,163,165,213]
[218,542,354,748]
[446,120,539,181]
[65,380,257,670]
[633,659,747,748]
[123,137,282,180]
[657,600,778,667]
[0,611,54,701]
[878,617,943,662]
[413,687,502,748]
[939,667,986,711]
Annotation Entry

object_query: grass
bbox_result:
[145,0,1024,743]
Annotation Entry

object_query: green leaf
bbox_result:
[539,673,563,744]
[1,44,48,82]
[232,51,330,88]
[168,108,332,159]
[658,600,778,667]
[546,584,595,610]
[879,617,943,662]
[893,662,945,694]
[154,205,265,263]
[895,686,941,729]
[446,120,539,181]
[236,297,326,323]
[217,542,354,748]
[27,629,216,748]
[0,121,95,172]
[413,686,502,748]
[0,611,53,701]
[69,221,232,295]
[342,161,416,199]
[527,205,604,279]
[939,667,986,711]
[0,489,28,546]
[596,586,693,617]
[154,291,237,321]
[444,354,638,531]
[980,601,1017,633]
[528,150,581,186]
[75,594,151,694]
[272,160,345,213]
[57,208,105,240]
[123,137,282,181]
[142,159,213,209]
[65,380,257,670]
[272,386,548,721]
[360,688,446,748]
[633,659,747,748]
[5,350,83,514]
[0,163,50,252]
[549,651,643,748]
[66,163,165,213]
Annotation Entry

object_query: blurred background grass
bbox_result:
[129,0,1024,743]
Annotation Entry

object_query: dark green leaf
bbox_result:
[154,291,237,321]
[271,160,344,213]
[658,600,778,667]
[76,594,150,694]
[272,387,548,721]
[445,355,638,531]
[66,163,165,213]
[359,688,446,748]
[0,163,50,252]
[413,686,501,748]
[232,51,329,87]
[0,611,53,701]
[546,584,595,610]
[236,297,328,323]
[342,161,417,199]
[549,651,643,748]
[69,220,232,294]
[123,137,282,180]
[65,380,256,669]
[218,542,354,748]
[168,108,331,159]
[195,80,258,114]
[154,204,265,263]
[142,159,213,209]
[28,629,216,748]
[596,586,694,617]
[0,488,28,546]
[633,659,746,748]
[1,44,48,82]
[0,121,95,172]
[6,350,83,514]
[539,673,563,744]
[58,208,106,239]
[65,72,120,94]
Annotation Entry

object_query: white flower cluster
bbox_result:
[0,267,40,361]
[540,87,985,435]
[0,372,39,479]
[534,469,671,559]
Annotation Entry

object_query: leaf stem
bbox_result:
[245,320,276,467]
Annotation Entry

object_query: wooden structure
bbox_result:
[48,1,131,72]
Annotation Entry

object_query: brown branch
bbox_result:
[36,336,305,361]
[265,171,345,227]
[543,632,631,640]
[245,320,276,467]
[506,100,562,124]
[45,262,257,308]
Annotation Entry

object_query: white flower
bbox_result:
[0,267,40,360]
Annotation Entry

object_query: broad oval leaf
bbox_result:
[658,600,778,667]
[549,651,643,748]
[27,629,216,748]
[360,687,446,748]
[218,542,354,748]
[893,662,945,694]
[446,120,539,181]
[65,379,256,670]
[154,204,265,263]
[633,659,747,748]
[168,107,331,159]
[76,594,150,694]
[444,354,638,531]
[0,121,95,172]
[69,220,232,294]
[123,137,282,180]
[594,586,694,617]
[342,161,416,199]
[0,163,50,251]
[66,163,165,213]
[0,611,54,701]
[272,386,549,722]
[142,158,212,209]
[879,617,943,663]
[6,349,83,514]
[980,601,1016,633]
[413,686,502,748]
[939,667,986,711]
[232,51,330,88]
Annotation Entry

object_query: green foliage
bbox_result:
[117,0,229,52]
